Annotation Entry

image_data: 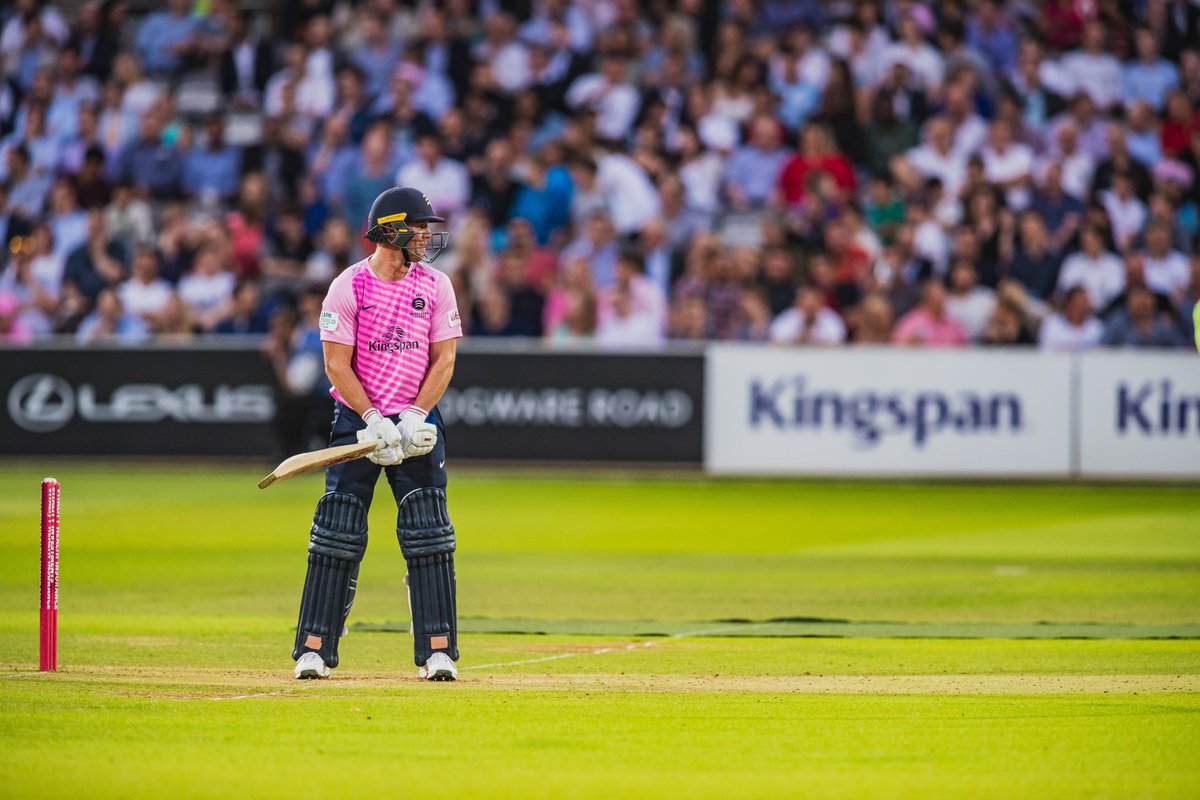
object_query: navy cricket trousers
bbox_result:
[324,402,448,512]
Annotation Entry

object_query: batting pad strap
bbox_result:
[396,488,455,559]
[310,492,368,561]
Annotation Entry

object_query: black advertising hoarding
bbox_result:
[0,344,277,456]
[0,344,704,462]
[442,347,704,463]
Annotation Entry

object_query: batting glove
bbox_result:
[362,407,402,449]
[398,405,438,458]
[357,428,405,465]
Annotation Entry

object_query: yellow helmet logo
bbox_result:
[376,212,408,225]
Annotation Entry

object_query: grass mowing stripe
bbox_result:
[357,618,1200,639]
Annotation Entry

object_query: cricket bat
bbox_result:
[258,442,379,489]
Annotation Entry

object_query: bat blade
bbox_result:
[258,442,379,489]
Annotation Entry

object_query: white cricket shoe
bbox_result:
[419,651,457,681]
[294,651,330,680]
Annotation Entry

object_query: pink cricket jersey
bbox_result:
[319,258,463,415]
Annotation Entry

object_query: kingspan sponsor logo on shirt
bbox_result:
[748,376,1023,448]
[367,325,421,352]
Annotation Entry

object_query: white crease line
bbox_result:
[461,624,763,671]
[212,691,293,701]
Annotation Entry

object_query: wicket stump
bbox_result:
[40,478,59,672]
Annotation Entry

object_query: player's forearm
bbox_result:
[412,351,456,413]
[325,360,373,417]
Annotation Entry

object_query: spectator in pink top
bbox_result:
[291,185,463,686]
[891,278,968,346]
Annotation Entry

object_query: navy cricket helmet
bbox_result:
[363,186,449,262]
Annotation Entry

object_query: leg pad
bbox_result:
[293,492,368,667]
[397,488,458,665]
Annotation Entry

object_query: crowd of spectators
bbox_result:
[1,0,1198,365]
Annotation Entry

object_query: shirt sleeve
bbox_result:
[319,273,358,345]
[429,272,464,342]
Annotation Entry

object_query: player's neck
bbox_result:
[368,248,412,282]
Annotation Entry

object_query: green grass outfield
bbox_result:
[1,465,1198,799]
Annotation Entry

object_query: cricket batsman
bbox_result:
[292,186,463,681]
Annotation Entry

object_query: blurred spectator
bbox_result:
[1004,211,1062,301]
[566,54,639,142]
[75,286,149,344]
[263,291,333,458]
[544,256,596,345]
[1101,283,1187,347]
[1039,285,1103,351]
[219,10,273,110]
[722,115,790,211]
[891,277,967,346]
[561,211,619,291]
[778,123,856,206]
[981,291,1035,346]
[850,291,895,344]
[1160,89,1200,158]
[1057,225,1126,313]
[117,245,172,330]
[493,248,545,338]
[892,116,966,198]
[260,203,313,297]
[183,115,242,207]
[133,2,196,74]
[1061,21,1121,112]
[177,242,235,332]
[594,250,667,350]
[47,179,87,262]
[1100,171,1148,252]
[69,1,122,81]
[305,217,355,284]
[1141,221,1191,302]
[214,280,270,335]
[341,120,395,233]
[1124,100,1163,167]
[768,283,846,346]
[945,260,996,342]
[226,172,268,279]
[5,145,52,223]
[397,133,470,220]
[113,103,182,200]
[0,290,35,344]
[63,208,124,303]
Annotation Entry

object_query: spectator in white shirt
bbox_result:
[892,116,967,197]
[1141,222,1190,301]
[879,14,945,98]
[1039,285,1103,351]
[177,242,236,332]
[945,259,996,342]
[1056,225,1126,313]
[943,79,988,159]
[1100,171,1147,252]
[396,133,470,219]
[566,55,640,143]
[769,283,846,345]
[1042,122,1094,201]
[981,119,1034,210]
[117,245,173,327]
[1059,20,1121,111]
[475,11,531,94]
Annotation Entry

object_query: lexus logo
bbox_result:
[5,373,277,433]
[7,374,75,432]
